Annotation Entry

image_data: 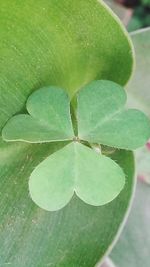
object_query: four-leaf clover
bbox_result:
[2,80,150,211]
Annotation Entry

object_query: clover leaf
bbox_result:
[2,86,74,142]
[2,81,150,211]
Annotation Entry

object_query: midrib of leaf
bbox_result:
[74,142,79,192]
[29,104,74,137]
[80,107,124,138]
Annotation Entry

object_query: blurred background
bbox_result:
[105,0,150,31]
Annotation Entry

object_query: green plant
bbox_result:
[2,80,150,212]
[0,1,149,267]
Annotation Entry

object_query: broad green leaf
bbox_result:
[0,138,135,267]
[2,87,74,143]
[0,0,135,265]
[0,0,134,131]
[111,180,150,267]
[29,142,125,211]
[77,80,150,149]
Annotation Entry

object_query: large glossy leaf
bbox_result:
[0,0,135,266]
[29,142,125,211]
[0,138,134,267]
[111,180,150,267]
[0,0,134,131]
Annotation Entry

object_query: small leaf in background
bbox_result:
[77,80,150,150]
[2,87,74,143]
[29,142,125,211]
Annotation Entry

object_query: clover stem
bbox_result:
[73,136,80,142]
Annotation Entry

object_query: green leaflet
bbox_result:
[2,87,74,143]
[29,142,125,211]
[2,80,150,211]
[77,80,150,149]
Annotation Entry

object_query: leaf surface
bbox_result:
[77,80,150,149]
[0,0,134,130]
[29,142,125,211]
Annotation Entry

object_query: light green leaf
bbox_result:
[0,0,134,131]
[0,138,135,266]
[77,80,150,149]
[111,180,150,267]
[2,87,74,143]
[127,28,150,116]
[29,142,125,211]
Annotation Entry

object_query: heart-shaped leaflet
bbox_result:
[77,80,150,150]
[29,142,125,211]
[2,86,74,143]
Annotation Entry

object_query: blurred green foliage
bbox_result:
[127,0,150,31]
